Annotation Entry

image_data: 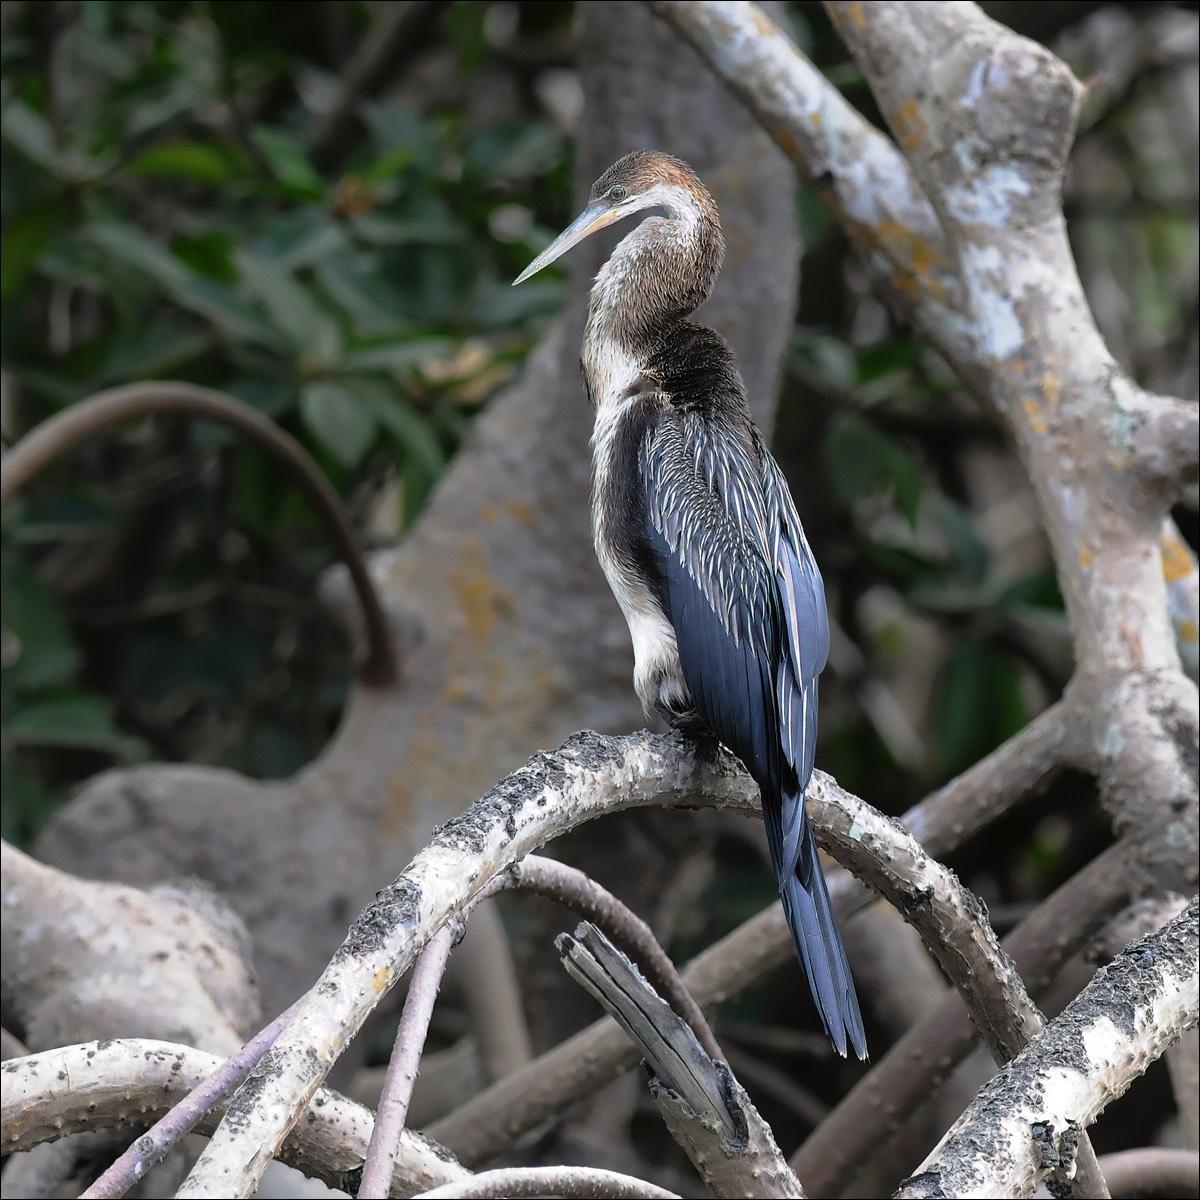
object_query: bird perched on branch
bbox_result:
[514,150,866,1059]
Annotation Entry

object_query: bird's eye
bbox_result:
[608,186,626,202]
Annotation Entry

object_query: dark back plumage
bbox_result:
[515,149,867,1059]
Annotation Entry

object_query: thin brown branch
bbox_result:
[359,921,458,1200]
[1167,1029,1200,1154]
[493,854,724,1062]
[79,997,309,1200]
[0,381,398,685]
[1098,1148,1200,1200]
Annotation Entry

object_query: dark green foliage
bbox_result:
[1,0,572,833]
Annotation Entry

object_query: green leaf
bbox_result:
[236,251,341,364]
[89,223,286,350]
[1,100,104,182]
[1000,571,1064,613]
[126,141,245,184]
[823,411,923,528]
[1,555,80,690]
[300,380,377,468]
[5,691,142,756]
[226,377,294,420]
[101,325,216,382]
[932,498,991,587]
[340,338,456,379]
[344,378,444,476]
[313,258,406,334]
[0,756,59,844]
[933,637,1027,777]
[252,126,324,200]
[0,203,67,299]
[171,230,239,283]
[855,340,926,385]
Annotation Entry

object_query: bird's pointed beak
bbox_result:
[512,202,621,285]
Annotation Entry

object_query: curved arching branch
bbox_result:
[0,381,398,685]
[0,1038,468,1196]
[896,897,1199,1199]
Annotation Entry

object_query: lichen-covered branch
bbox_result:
[427,709,1074,1166]
[822,0,1199,894]
[896,897,1200,1199]
[176,731,761,1197]
[0,1039,469,1196]
[80,997,309,1200]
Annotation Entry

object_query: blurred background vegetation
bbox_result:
[1,0,1196,904]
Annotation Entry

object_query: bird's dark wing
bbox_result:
[760,444,865,1058]
[642,413,782,788]
[641,413,866,1058]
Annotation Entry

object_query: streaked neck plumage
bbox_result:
[582,182,725,409]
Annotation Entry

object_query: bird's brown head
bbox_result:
[513,150,718,286]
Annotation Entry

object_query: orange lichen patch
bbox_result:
[1161,532,1196,583]
[811,110,823,128]
[771,126,805,169]
[848,2,867,30]
[875,220,947,303]
[373,967,391,994]
[508,500,536,525]
[1023,398,1049,434]
[1078,538,1093,569]
[1042,371,1062,410]
[751,7,778,36]
[1179,619,1199,645]
[450,537,515,645]
[894,100,924,152]
[479,505,498,525]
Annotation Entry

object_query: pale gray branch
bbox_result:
[80,997,309,1200]
[176,731,760,1198]
[793,842,1131,1198]
[430,708,1073,1165]
[653,0,1199,852]
[0,841,257,1057]
[0,1039,469,1196]
[414,1166,681,1200]
[896,897,1200,1199]
[558,922,802,1199]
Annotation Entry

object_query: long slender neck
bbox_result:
[583,186,724,401]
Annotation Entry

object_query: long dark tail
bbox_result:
[767,787,868,1060]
